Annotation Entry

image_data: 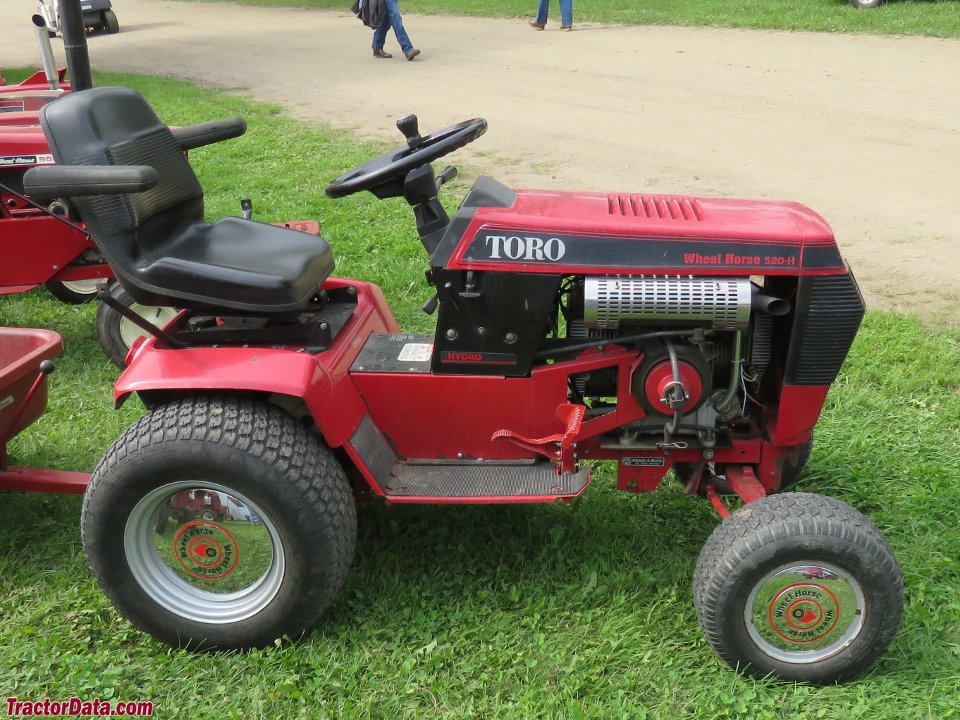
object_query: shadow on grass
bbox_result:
[318,482,718,634]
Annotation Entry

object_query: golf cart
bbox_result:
[37,0,119,36]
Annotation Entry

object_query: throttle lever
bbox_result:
[436,165,457,191]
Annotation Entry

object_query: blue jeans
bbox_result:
[535,0,573,27]
[373,0,413,54]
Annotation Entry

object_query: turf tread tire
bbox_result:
[82,395,356,650]
[693,492,902,683]
[94,284,133,369]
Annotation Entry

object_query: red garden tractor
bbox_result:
[3,13,321,367]
[1,18,107,305]
[18,81,904,683]
[1,14,176,366]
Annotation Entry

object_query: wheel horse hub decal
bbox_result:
[768,584,838,642]
[174,521,239,580]
[747,563,866,661]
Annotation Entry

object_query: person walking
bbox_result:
[529,0,573,31]
[372,0,420,60]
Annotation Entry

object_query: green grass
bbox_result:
[2,73,960,718]
[177,0,960,37]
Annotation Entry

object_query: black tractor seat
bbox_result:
[134,216,334,311]
[23,86,333,313]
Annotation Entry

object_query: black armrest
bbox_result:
[170,117,246,151]
[23,165,159,199]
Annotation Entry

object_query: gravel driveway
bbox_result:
[4,0,958,322]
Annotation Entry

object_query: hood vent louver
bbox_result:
[607,194,703,221]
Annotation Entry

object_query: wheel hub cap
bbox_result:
[745,563,865,663]
[124,481,284,624]
[174,521,241,580]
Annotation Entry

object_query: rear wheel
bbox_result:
[81,396,357,650]
[693,492,903,682]
[102,9,119,33]
[95,283,178,368]
[45,278,103,304]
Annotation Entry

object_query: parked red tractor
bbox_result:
[0,47,109,305]
[15,79,903,683]
[1,15,176,366]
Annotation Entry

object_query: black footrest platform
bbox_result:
[383,462,590,503]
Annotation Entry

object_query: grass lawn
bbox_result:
[177,0,960,37]
[2,72,959,718]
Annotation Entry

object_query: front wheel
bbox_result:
[45,278,104,304]
[95,283,178,368]
[82,396,357,650]
[848,0,885,7]
[693,492,902,683]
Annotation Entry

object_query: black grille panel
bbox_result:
[785,272,865,385]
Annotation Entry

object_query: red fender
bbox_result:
[114,279,399,448]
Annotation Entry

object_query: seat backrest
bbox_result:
[38,87,204,292]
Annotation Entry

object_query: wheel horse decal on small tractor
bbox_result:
[15,68,903,681]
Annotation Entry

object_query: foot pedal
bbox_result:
[383,462,590,503]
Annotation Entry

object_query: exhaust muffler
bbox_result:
[31,14,59,91]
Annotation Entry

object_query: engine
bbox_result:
[561,274,791,448]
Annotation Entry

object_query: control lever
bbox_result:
[436,165,457,191]
[396,114,422,151]
[422,294,439,315]
[459,269,481,299]
[240,198,253,220]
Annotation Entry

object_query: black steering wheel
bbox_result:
[325,115,487,199]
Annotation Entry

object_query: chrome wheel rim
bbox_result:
[124,481,284,624]
[745,562,865,664]
[118,305,178,348]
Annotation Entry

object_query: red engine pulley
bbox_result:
[643,360,704,414]
[630,343,712,416]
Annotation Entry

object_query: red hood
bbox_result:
[447,187,843,276]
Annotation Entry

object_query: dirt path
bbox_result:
[4,0,959,322]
